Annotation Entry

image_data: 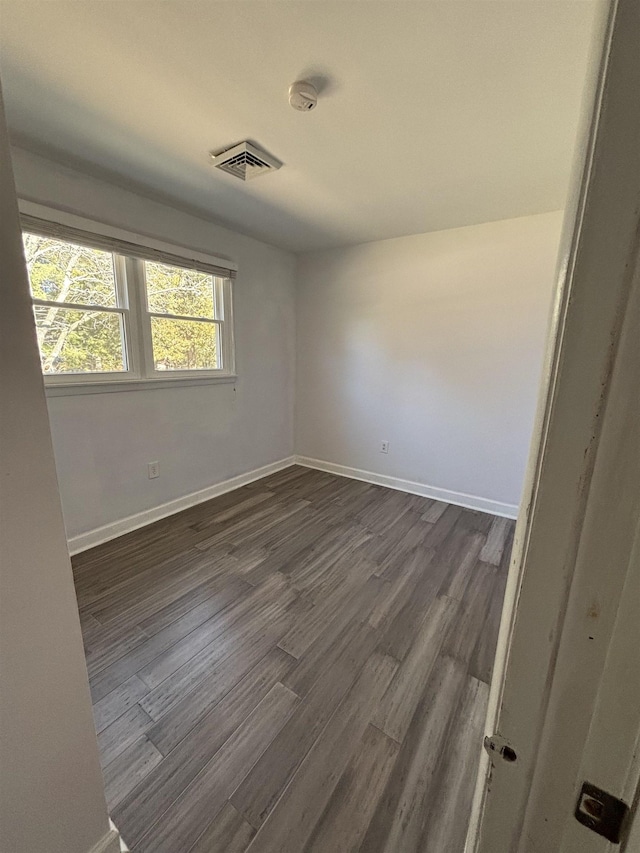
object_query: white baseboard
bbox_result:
[294,456,518,519]
[68,457,296,554]
[68,453,517,554]
[88,827,122,853]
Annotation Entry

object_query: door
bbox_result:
[467,1,640,850]
[562,516,640,851]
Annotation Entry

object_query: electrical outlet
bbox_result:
[380,440,389,454]
[148,461,160,479]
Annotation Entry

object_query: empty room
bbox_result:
[0,2,610,853]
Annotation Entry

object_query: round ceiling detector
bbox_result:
[289,80,318,111]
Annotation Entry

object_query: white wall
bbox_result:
[295,212,563,514]
[11,148,296,546]
[0,92,117,853]
[11,147,560,541]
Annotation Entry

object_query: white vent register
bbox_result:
[210,141,282,181]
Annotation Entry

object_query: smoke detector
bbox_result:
[289,80,318,111]
[210,141,282,181]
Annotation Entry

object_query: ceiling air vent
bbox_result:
[210,141,282,181]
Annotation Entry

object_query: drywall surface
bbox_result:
[11,147,296,542]
[295,212,563,511]
[0,93,113,853]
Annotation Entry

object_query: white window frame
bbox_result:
[134,258,235,381]
[30,253,134,383]
[19,201,237,396]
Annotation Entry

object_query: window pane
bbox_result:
[145,261,215,318]
[23,233,118,307]
[34,306,126,374]
[151,317,218,371]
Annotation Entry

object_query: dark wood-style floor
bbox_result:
[73,465,513,853]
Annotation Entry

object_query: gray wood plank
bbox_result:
[278,561,376,658]
[423,503,463,548]
[189,802,256,853]
[289,524,373,596]
[134,682,300,853]
[368,547,433,628]
[79,611,102,641]
[138,582,295,719]
[83,549,235,625]
[441,561,497,666]
[103,736,162,810]
[479,515,511,565]
[359,655,467,853]
[421,500,448,523]
[138,573,251,636]
[93,554,239,632]
[469,564,508,684]
[377,547,449,661]
[419,675,489,853]
[113,647,294,848]
[282,611,379,698]
[439,530,485,601]
[195,499,310,552]
[231,623,380,829]
[145,624,296,752]
[304,723,399,853]
[93,675,149,733]
[372,595,460,742]
[137,573,290,690]
[72,467,512,853]
[89,575,251,702]
[85,624,148,678]
[196,489,275,528]
[242,652,398,853]
[97,704,153,768]
[240,511,331,586]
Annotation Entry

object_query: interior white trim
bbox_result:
[18,199,238,272]
[44,373,237,397]
[295,456,518,519]
[68,452,517,555]
[87,828,121,853]
[67,456,296,554]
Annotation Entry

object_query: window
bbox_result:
[25,234,129,376]
[143,261,223,373]
[22,220,235,390]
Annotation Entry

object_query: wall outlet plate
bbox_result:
[380,441,389,454]
[148,461,159,479]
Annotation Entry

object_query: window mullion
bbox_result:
[213,277,224,321]
[135,258,156,378]
[221,278,235,373]
[121,257,149,379]
[111,255,135,378]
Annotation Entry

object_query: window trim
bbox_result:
[137,257,230,379]
[19,201,237,394]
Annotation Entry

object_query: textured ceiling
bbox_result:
[0,1,600,251]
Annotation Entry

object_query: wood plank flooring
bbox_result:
[72,465,513,853]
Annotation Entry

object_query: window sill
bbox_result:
[44,374,238,397]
